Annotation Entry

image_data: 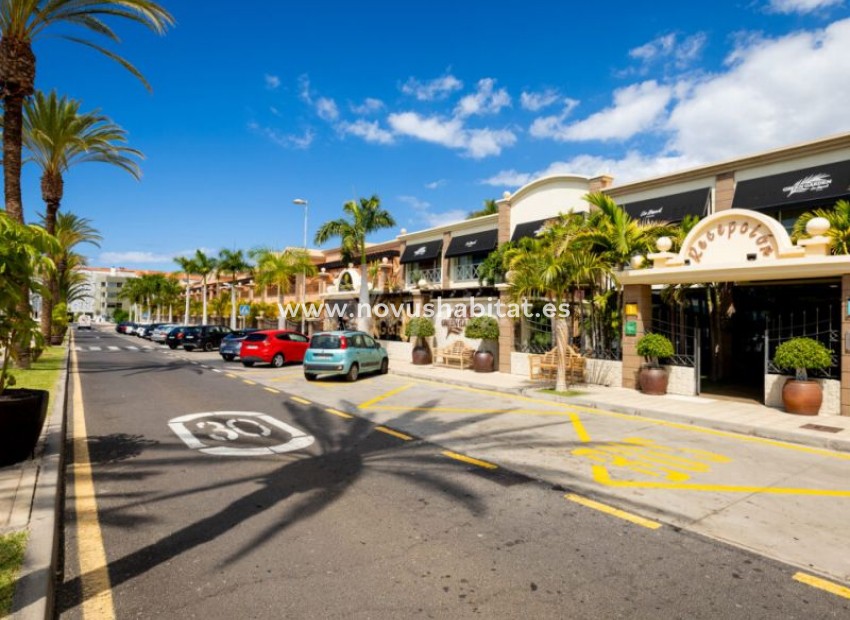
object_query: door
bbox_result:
[286,333,309,362]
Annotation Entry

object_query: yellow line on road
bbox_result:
[225,373,237,379]
[291,396,311,405]
[369,405,568,415]
[70,345,116,619]
[242,380,257,385]
[442,451,498,470]
[375,426,413,441]
[793,572,850,599]
[565,493,662,530]
[264,387,279,394]
[358,383,414,409]
[325,408,353,419]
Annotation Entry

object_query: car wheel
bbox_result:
[346,363,359,382]
[222,354,234,362]
[304,373,317,382]
[242,361,254,367]
[204,341,214,352]
[168,343,177,350]
[380,358,389,375]
[271,353,285,368]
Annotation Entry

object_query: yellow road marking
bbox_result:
[267,376,296,382]
[264,387,279,394]
[326,408,353,419]
[291,396,311,405]
[442,451,498,470]
[70,344,116,618]
[242,380,257,386]
[375,426,413,441]
[793,572,850,599]
[358,383,414,409]
[369,405,569,415]
[225,373,237,379]
[565,493,662,530]
[569,412,591,443]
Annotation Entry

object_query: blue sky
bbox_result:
[21,0,850,269]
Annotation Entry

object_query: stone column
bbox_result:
[441,232,451,289]
[842,275,850,416]
[497,285,513,373]
[497,195,511,244]
[588,175,614,193]
[622,284,652,390]
[715,172,735,212]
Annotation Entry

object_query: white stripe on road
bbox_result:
[126,346,139,351]
[108,346,120,351]
[89,346,102,351]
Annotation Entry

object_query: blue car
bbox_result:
[219,328,258,361]
[303,330,388,381]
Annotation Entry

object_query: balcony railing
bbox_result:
[405,267,442,287]
[452,263,482,282]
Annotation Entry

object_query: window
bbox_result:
[276,334,291,341]
[362,335,376,348]
[351,334,366,348]
[289,333,308,343]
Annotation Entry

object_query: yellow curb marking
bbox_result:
[291,396,311,405]
[369,405,570,415]
[325,408,353,419]
[793,572,850,599]
[267,376,296,382]
[565,493,662,530]
[442,451,498,470]
[264,387,279,394]
[358,383,414,409]
[375,426,413,441]
[225,373,238,379]
[70,344,116,618]
[242,380,257,386]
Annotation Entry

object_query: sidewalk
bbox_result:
[389,360,850,453]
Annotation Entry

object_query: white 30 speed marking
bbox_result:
[168,411,315,456]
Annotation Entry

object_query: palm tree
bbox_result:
[174,255,198,325]
[23,90,141,337]
[192,250,217,325]
[51,211,101,312]
[0,0,173,226]
[216,249,252,330]
[792,199,850,255]
[467,198,499,219]
[159,277,182,322]
[119,277,145,323]
[250,247,317,329]
[314,195,396,331]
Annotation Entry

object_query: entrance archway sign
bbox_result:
[169,411,316,456]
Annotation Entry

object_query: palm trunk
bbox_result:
[358,256,371,333]
[554,315,569,393]
[202,281,209,324]
[277,289,284,330]
[230,276,237,330]
[183,278,191,325]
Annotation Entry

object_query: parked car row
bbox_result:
[115,322,388,381]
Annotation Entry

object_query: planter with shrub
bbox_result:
[404,317,435,365]
[464,316,500,373]
[773,337,832,415]
[636,333,674,395]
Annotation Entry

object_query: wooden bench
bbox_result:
[434,340,475,369]
[529,346,586,383]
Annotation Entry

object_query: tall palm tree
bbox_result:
[792,199,850,255]
[158,276,182,322]
[24,90,141,336]
[250,247,317,329]
[192,250,217,325]
[467,198,499,219]
[216,249,252,330]
[314,195,396,331]
[119,276,145,323]
[51,211,101,314]
[0,0,173,225]
[174,255,198,324]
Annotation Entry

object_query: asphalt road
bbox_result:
[57,329,848,619]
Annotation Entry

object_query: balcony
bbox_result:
[405,267,442,288]
[452,263,482,283]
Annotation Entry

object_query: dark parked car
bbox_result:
[239,330,309,368]
[116,321,135,334]
[165,326,191,349]
[141,323,167,339]
[219,329,258,362]
[183,325,232,352]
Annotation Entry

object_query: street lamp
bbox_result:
[293,198,308,334]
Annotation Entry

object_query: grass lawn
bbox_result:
[539,388,586,398]
[0,531,28,616]
[8,345,64,396]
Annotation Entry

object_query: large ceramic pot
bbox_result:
[0,388,49,466]
[639,367,669,395]
[50,333,64,345]
[473,350,494,373]
[412,346,432,365]
[781,379,822,416]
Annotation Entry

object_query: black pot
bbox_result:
[473,350,495,373]
[0,388,49,466]
[412,346,432,365]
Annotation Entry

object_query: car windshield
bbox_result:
[310,335,341,349]
[244,333,268,342]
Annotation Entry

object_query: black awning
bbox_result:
[320,249,399,271]
[623,188,710,223]
[445,229,498,258]
[400,239,443,264]
[732,160,850,211]
[510,218,552,242]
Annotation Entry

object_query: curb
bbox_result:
[388,368,526,396]
[12,341,70,620]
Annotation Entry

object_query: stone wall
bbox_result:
[764,374,840,416]
[380,339,413,362]
[666,364,697,396]
[584,359,623,387]
[510,352,531,377]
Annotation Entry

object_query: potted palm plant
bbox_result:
[773,337,832,415]
[464,316,499,372]
[405,317,435,365]
[636,333,674,395]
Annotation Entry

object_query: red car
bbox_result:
[239,330,310,368]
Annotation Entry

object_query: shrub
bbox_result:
[636,333,674,367]
[773,337,832,380]
[404,317,434,339]
[464,316,499,340]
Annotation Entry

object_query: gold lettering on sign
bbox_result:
[685,219,776,264]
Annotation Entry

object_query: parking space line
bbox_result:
[442,451,498,470]
[792,572,850,599]
[358,383,414,409]
[225,373,237,379]
[243,380,257,386]
[264,387,280,394]
[565,493,662,530]
[325,408,353,419]
[369,405,569,416]
[375,426,413,441]
[211,369,222,373]
[291,396,311,405]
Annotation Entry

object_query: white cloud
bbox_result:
[767,0,843,14]
[316,97,339,121]
[337,119,394,144]
[264,74,281,90]
[520,89,561,111]
[397,195,466,228]
[530,81,672,141]
[387,111,516,158]
[401,73,463,101]
[350,98,385,115]
[298,74,312,103]
[248,122,314,149]
[455,78,511,117]
[99,251,177,265]
[425,179,447,189]
[630,34,677,62]
[625,33,707,75]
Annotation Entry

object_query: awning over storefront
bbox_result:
[400,239,443,264]
[445,229,498,257]
[623,188,710,223]
[320,249,399,271]
[510,218,552,242]
[732,160,850,211]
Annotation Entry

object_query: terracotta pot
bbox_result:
[50,333,64,345]
[781,378,822,415]
[473,350,494,373]
[0,388,49,466]
[639,367,669,395]
[412,346,432,365]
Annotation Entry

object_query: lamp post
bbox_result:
[293,198,308,334]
